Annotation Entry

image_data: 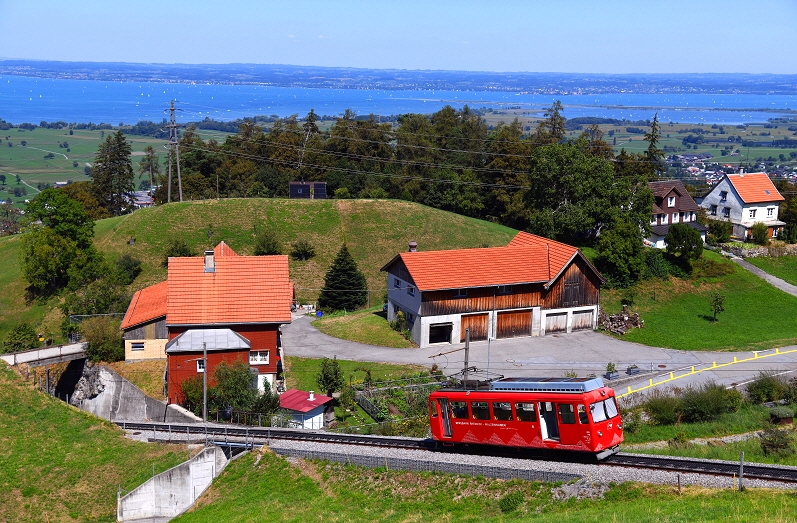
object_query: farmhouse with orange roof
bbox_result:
[380,232,605,348]
[699,172,785,240]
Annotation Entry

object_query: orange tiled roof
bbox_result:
[726,172,784,204]
[120,281,167,330]
[383,232,592,291]
[167,244,292,326]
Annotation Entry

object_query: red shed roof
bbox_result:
[279,389,333,412]
[726,172,784,204]
[120,281,167,330]
[381,232,601,291]
[166,243,292,326]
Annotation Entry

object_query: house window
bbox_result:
[720,191,727,202]
[497,285,512,294]
[667,196,675,207]
[723,207,730,218]
[710,205,717,216]
[407,313,414,322]
[196,360,205,373]
[672,213,679,223]
[249,351,270,364]
[749,209,756,219]
[394,277,401,289]
[131,342,144,351]
[454,288,468,298]
[407,285,415,296]
[768,207,775,217]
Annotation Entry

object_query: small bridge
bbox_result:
[0,342,87,367]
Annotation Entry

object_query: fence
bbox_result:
[618,346,797,398]
[272,447,580,483]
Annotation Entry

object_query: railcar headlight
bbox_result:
[618,424,623,431]
[598,431,603,437]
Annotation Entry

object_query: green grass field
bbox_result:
[600,251,797,351]
[746,256,797,286]
[311,306,416,348]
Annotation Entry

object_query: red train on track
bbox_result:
[428,377,623,459]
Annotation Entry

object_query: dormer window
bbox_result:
[667,196,676,207]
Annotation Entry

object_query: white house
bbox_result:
[699,172,785,240]
[279,389,333,429]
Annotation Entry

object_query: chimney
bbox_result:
[204,250,215,272]
[408,241,417,252]
[309,390,315,401]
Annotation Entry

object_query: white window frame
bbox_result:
[407,285,415,296]
[249,350,270,365]
[723,207,731,218]
[667,196,676,207]
[767,207,775,217]
[197,360,205,373]
[749,209,757,219]
[131,342,145,351]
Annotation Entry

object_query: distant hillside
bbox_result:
[0,198,517,339]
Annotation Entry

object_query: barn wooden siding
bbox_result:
[123,318,167,340]
[387,259,415,286]
[542,258,600,310]
[421,283,541,316]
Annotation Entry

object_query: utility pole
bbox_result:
[203,342,208,424]
[463,328,470,384]
[164,100,183,202]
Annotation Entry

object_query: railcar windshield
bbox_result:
[589,397,619,423]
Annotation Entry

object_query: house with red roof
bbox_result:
[380,232,605,348]
[647,180,707,248]
[121,281,168,360]
[120,241,293,404]
[279,389,333,429]
[699,172,785,240]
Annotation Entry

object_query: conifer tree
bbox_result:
[91,130,134,216]
[318,245,368,311]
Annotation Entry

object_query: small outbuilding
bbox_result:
[279,389,333,429]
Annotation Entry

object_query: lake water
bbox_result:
[1,75,795,126]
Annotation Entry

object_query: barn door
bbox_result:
[460,313,488,342]
[545,312,567,334]
[496,310,531,339]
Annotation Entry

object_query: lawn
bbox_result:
[283,356,428,392]
[105,359,167,401]
[172,450,797,523]
[747,255,797,286]
[600,250,797,351]
[0,364,188,523]
[311,306,416,348]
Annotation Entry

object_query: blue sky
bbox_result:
[1,0,795,74]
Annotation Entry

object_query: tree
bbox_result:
[318,245,368,311]
[595,219,647,288]
[213,360,258,411]
[162,238,193,267]
[751,222,769,246]
[710,292,726,322]
[534,100,566,145]
[91,130,134,215]
[290,239,316,261]
[707,219,732,244]
[20,226,79,296]
[139,145,159,194]
[664,223,703,263]
[24,188,94,248]
[644,113,666,179]
[316,356,344,425]
[2,323,38,353]
[80,316,124,362]
[253,228,281,255]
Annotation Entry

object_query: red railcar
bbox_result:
[428,377,623,459]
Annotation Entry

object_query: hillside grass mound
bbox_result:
[0,363,188,522]
[310,306,416,348]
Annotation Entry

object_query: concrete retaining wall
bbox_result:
[117,445,228,521]
[74,364,201,423]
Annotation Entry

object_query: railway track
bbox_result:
[117,421,797,484]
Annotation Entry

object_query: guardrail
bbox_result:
[618,347,797,398]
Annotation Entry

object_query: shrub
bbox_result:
[644,390,683,425]
[782,378,797,405]
[2,323,39,353]
[499,491,524,513]
[760,427,795,457]
[751,222,769,246]
[681,382,741,423]
[253,229,280,256]
[746,372,787,404]
[707,219,732,243]
[643,249,673,280]
[162,238,193,267]
[290,239,316,261]
[115,254,142,284]
[668,430,691,449]
[769,406,794,420]
[80,316,123,362]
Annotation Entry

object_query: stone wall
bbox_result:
[726,244,797,258]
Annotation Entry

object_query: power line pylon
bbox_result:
[164,100,184,202]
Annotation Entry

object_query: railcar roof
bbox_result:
[434,377,606,394]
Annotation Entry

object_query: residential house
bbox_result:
[121,241,293,404]
[699,172,785,240]
[647,180,707,248]
[381,232,605,349]
[279,389,333,429]
[121,281,168,360]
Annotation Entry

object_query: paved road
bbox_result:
[0,343,86,367]
[281,313,797,394]
[731,257,797,296]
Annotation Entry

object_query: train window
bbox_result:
[515,402,537,422]
[429,401,438,418]
[604,397,619,419]
[451,401,468,419]
[558,404,576,424]
[577,404,589,424]
[492,402,513,421]
[471,401,490,420]
[590,401,608,422]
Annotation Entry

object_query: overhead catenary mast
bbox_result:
[164,100,184,202]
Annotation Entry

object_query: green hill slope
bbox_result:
[1,198,517,340]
